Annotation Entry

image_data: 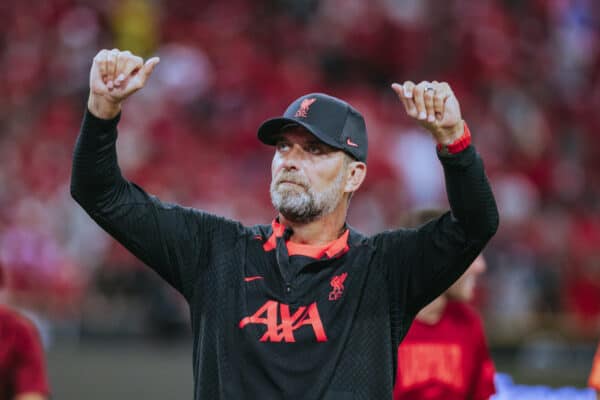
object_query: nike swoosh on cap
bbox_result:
[346,138,359,147]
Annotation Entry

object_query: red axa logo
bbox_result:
[329,272,347,301]
[239,300,328,342]
[294,98,317,118]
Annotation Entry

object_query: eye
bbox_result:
[306,143,323,155]
[276,141,290,152]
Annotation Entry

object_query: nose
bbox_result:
[280,144,305,170]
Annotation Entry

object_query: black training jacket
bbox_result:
[71,110,499,400]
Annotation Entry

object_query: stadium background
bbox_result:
[0,0,598,398]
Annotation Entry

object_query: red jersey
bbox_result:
[0,306,50,400]
[590,343,600,390]
[393,301,495,400]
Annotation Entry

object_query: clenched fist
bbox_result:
[88,48,160,119]
[391,81,464,145]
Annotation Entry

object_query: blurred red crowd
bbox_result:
[0,0,599,339]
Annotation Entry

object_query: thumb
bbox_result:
[144,57,160,76]
[142,57,160,79]
[137,57,160,87]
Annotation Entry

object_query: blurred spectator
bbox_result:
[0,305,50,400]
[590,343,600,397]
[0,266,50,400]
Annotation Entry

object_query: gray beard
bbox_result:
[270,169,345,223]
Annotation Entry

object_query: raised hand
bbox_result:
[392,81,464,145]
[88,48,160,119]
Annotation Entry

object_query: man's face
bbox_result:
[446,255,487,302]
[270,126,349,223]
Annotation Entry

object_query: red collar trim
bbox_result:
[262,219,350,259]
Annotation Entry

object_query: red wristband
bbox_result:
[436,121,471,155]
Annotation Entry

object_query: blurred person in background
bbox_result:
[392,209,598,400]
[393,208,496,400]
[70,48,498,399]
[590,342,600,399]
[0,266,50,400]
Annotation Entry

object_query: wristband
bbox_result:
[437,121,471,155]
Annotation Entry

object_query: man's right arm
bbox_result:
[71,49,240,299]
[71,108,209,298]
[384,81,498,316]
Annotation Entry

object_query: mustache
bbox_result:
[274,172,309,188]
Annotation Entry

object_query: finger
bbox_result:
[400,82,418,118]
[414,81,429,121]
[115,52,142,86]
[391,83,413,117]
[400,81,418,117]
[95,49,109,83]
[141,57,160,81]
[132,57,160,89]
[91,50,105,80]
[90,50,111,95]
[390,82,403,97]
[114,49,123,84]
[113,50,129,87]
[424,86,436,123]
[433,91,450,122]
[402,80,415,99]
[433,82,452,121]
[106,49,119,89]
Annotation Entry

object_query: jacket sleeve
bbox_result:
[70,109,242,300]
[377,145,499,316]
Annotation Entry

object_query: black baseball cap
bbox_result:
[257,93,368,163]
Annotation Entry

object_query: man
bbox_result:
[71,49,498,399]
[393,209,496,400]
[0,267,50,400]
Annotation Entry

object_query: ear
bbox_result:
[344,161,367,193]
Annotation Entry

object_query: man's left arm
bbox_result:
[389,81,499,314]
[392,81,498,240]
